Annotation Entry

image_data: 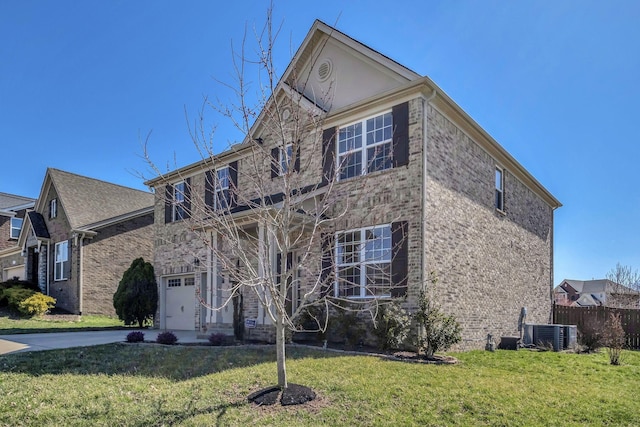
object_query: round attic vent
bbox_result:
[317,58,333,82]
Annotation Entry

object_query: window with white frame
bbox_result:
[495,167,504,211]
[173,181,187,221]
[215,167,230,210]
[335,224,392,298]
[338,112,393,180]
[279,144,293,175]
[54,240,69,281]
[50,199,57,219]
[10,217,22,239]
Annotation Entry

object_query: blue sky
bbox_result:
[1,1,638,285]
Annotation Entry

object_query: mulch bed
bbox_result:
[248,383,316,406]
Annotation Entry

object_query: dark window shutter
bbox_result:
[229,161,238,208]
[320,233,335,298]
[164,184,173,224]
[392,102,409,168]
[322,127,337,185]
[205,170,214,209]
[391,221,408,298]
[65,239,72,280]
[183,178,191,219]
[271,147,279,178]
[294,142,301,173]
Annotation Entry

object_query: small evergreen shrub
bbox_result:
[4,288,36,312]
[126,331,145,343]
[208,333,226,346]
[0,280,40,307]
[372,301,411,351]
[17,293,56,317]
[113,258,158,327]
[156,331,178,345]
[413,290,462,357]
[328,305,366,349]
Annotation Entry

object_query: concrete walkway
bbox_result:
[0,330,208,355]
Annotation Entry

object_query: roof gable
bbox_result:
[284,20,420,112]
[36,168,154,230]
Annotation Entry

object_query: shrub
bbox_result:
[17,293,56,317]
[577,318,605,352]
[126,331,145,343]
[413,290,462,357]
[156,331,178,345]
[113,258,158,327]
[328,305,366,349]
[602,313,626,365]
[0,280,40,307]
[3,288,36,312]
[372,301,411,351]
[208,333,226,346]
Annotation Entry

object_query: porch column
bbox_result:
[257,221,265,322]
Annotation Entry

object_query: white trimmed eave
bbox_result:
[76,205,154,233]
[0,246,22,257]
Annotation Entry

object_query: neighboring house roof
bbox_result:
[572,293,601,307]
[44,168,154,230]
[0,192,35,216]
[556,279,637,295]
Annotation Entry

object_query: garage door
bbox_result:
[164,276,196,330]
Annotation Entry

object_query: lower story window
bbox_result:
[54,241,69,281]
[335,224,392,298]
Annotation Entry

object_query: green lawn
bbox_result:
[0,345,638,426]
[0,309,124,334]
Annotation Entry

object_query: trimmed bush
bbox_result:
[156,331,178,345]
[4,288,36,312]
[0,280,40,307]
[373,301,411,351]
[17,293,56,317]
[126,331,145,343]
[113,258,158,327]
[208,333,226,346]
[413,290,462,357]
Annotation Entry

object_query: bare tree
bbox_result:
[144,5,408,392]
[606,263,640,291]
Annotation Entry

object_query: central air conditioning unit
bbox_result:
[523,324,577,351]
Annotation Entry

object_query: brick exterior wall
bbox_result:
[82,213,154,315]
[45,187,79,313]
[151,96,556,351]
[425,104,553,350]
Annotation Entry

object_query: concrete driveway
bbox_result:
[0,330,207,355]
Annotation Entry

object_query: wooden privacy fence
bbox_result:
[553,304,640,350]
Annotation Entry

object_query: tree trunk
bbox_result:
[276,312,288,389]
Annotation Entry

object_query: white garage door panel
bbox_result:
[165,277,196,330]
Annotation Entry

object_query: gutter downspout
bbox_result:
[422,88,437,293]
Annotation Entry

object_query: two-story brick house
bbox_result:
[18,168,155,315]
[145,20,561,349]
[0,192,36,281]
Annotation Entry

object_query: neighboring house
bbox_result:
[0,192,36,281]
[554,279,639,309]
[145,20,561,349]
[17,168,155,315]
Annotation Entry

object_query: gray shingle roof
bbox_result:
[0,192,35,210]
[48,168,154,229]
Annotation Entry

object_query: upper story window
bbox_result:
[495,167,504,211]
[215,167,230,210]
[49,199,57,219]
[10,217,22,239]
[173,181,187,221]
[54,240,69,281]
[338,112,393,180]
[335,224,392,298]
